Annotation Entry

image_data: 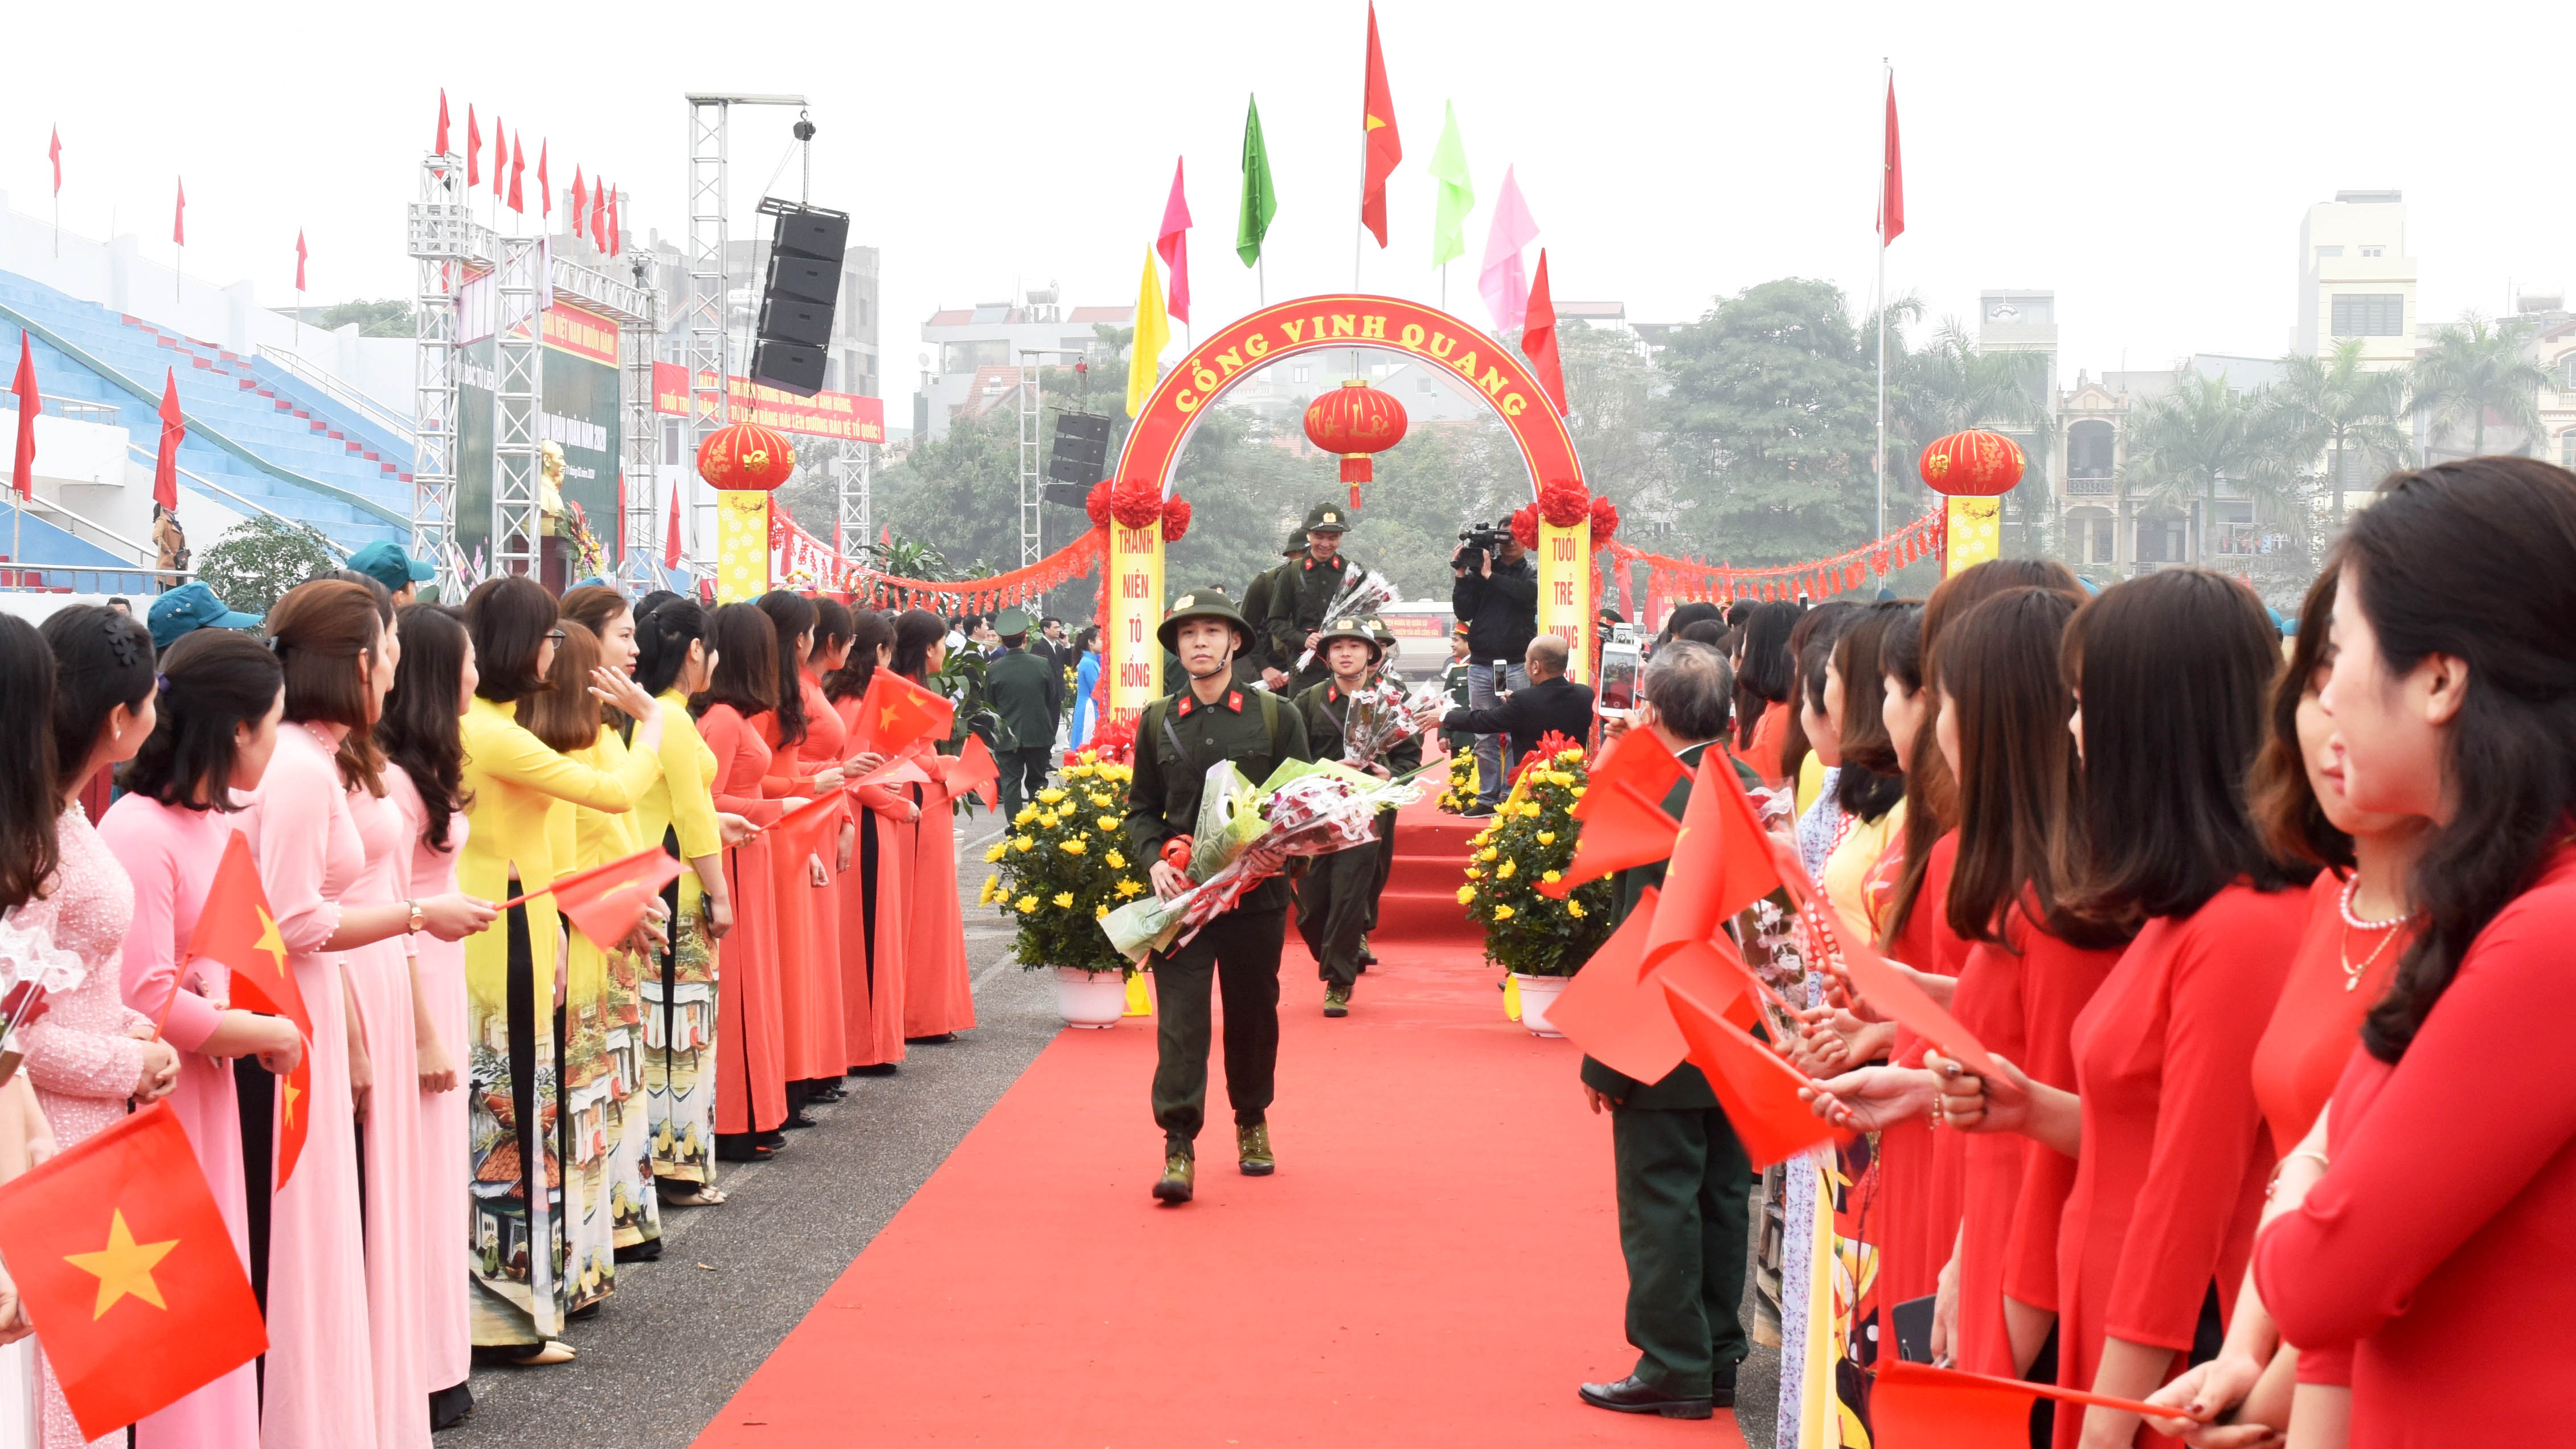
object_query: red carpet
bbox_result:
[694,808,1747,1447]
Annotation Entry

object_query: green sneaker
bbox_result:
[1322,984,1351,1018]
[1236,1121,1275,1176]
[1152,1148,1194,1204]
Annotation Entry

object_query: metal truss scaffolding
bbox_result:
[837,443,871,559]
[683,93,807,578]
[618,256,663,593]
[489,235,544,579]
[408,155,466,583]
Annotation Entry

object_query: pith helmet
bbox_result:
[1301,502,1351,535]
[1313,615,1383,664]
[1157,588,1253,653]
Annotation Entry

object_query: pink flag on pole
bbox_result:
[1477,166,1538,334]
[48,128,62,195]
[490,116,505,198]
[571,169,587,237]
[435,90,451,156]
[537,141,550,217]
[465,106,481,187]
[1156,158,1192,325]
[294,231,306,293]
[172,177,186,246]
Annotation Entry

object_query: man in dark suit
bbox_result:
[1438,633,1594,784]
[982,608,1059,817]
[1574,639,1755,1421]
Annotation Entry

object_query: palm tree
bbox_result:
[2120,372,2299,564]
[2268,340,2412,523]
[1898,318,2057,547]
[2409,314,2548,459]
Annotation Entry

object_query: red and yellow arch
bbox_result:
[1104,295,1589,719]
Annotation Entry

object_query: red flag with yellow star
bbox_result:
[0,1102,265,1438]
[849,669,956,757]
[184,829,312,1184]
[531,845,686,954]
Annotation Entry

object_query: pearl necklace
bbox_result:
[2338,876,2411,992]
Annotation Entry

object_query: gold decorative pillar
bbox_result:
[1535,517,1593,685]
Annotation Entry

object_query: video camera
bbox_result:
[1453,521,1513,571]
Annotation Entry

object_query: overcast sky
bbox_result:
[10,0,2569,400]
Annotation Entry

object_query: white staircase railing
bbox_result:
[256,345,418,446]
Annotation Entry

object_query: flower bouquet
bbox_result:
[1293,567,1399,674]
[1101,758,1422,964]
[1341,676,1444,770]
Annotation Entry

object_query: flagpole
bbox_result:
[1874,56,1889,546]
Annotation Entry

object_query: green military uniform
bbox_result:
[1289,620,1420,1009]
[1124,591,1312,1198]
[1241,528,1309,688]
[1266,502,1365,698]
[1578,740,1763,1403]
[983,608,1058,818]
[1362,617,1404,939]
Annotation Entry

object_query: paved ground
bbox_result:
[443,813,1782,1449]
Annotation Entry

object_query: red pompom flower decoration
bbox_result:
[1160,496,1193,542]
[1085,480,1114,528]
[1588,495,1620,543]
[1537,478,1591,529]
[1509,505,1539,550]
[1109,477,1164,530]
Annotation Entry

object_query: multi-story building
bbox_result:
[916,289,1131,441]
[2293,190,2417,370]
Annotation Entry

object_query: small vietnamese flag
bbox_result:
[151,370,183,513]
[767,792,849,867]
[945,732,1001,810]
[1640,752,1781,973]
[1569,728,1685,822]
[1871,1362,2170,1447]
[525,845,685,953]
[187,830,310,1183]
[1662,969,1834,1169]
[850,670,955,756]
[1539,779,1677,898]
[465,104,481,187]
[0,1103,266,1439]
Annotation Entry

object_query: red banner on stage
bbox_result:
[652,363,886,442]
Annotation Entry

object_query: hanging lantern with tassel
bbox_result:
[1301,378,1410,512]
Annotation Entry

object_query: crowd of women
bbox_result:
[1684,453,2574,1447]
[0,578,977,1447]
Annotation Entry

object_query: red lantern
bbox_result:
[1301,378,1410,511]
[1915,429,2025,497]
[697,421,797,492]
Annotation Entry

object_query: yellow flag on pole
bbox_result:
[1126,245,1169,418]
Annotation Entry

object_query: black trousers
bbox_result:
[1294,846,1376,990]
[997,746,1053,817]
[1611,1103,1754,1397]
[1148,906,1285,1149]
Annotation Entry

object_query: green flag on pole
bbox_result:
[1237,94,1277,267]
[1428,101,1474,269]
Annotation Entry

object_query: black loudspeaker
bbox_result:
[767,252,841,306]
[1047,411,1112,485]
[1041,483,1092,509]
[751,200,851,396]
[750,339,827,395]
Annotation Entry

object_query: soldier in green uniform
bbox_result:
[1264,502,1363,697]
[1124,591,1313,1204]
[1289,617,1419,1016]
[1575,638,1758,1421]
[1239,529,1299,686]
[1357,616,1406,968]
[982,607,1058,818]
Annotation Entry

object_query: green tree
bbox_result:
[310,298,416,337]
[1655,279,1884,565]
[1896,317,2053,550]
[2119,373,2298,564]
[2267,339,2411,523]
[195,514,340,613]
[2408,313,2548,459]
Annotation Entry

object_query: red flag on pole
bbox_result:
[171,178,185,246]
[589,180,607,251]
[1662,969,1837,1169]
[1570,728,1687,822]
[664,482,683,567]
[489,116,503,198]
[1358,1,1402,248]
[536,141,550,218]
[151,370,182,512]
[11,332,36,501]
[1539,779,1678,897]
[186,830,310,1182]
[465,105,481,187]
[506,134,524,214]
[544,847,685,953]
[293,231,306,294]
[49,127,62,194]
[1878,75,1904,246]
[607,185,621,256]
[1156,157,1192,325]
[435,89,450,156]
[945,732,1001,810]
[0,1103,267,1439]
[1636,752,1782,974]
[570,168,587,239]
[1522,248,1566,416]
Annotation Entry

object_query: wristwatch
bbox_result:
[404,899,427,936]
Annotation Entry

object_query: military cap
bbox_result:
[1313,614,1383,664]
[1158,589,1254,653]
[1301,502,1351,534]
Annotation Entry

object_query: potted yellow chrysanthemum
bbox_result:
[1455,734,1613,1036]
[978,750,1153,1027]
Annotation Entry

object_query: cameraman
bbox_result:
[1450,525,1537,816]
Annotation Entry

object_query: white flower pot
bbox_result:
[1512,972,1572,1038]
[1054,967,1128,1029]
